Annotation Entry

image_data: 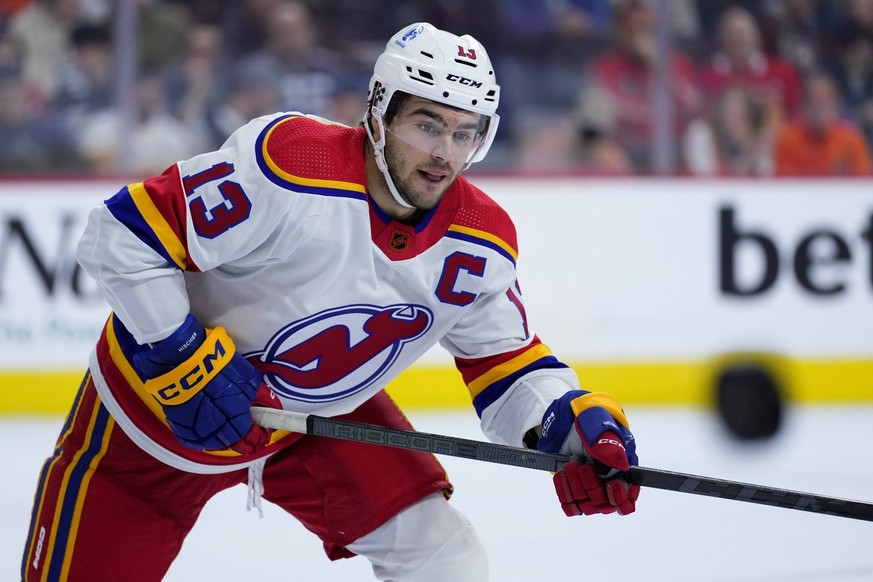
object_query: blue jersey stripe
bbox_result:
[471,357,569,417]
[46,402,111,581]
[21,372,91,580]
[105,187,180,268]
[445,230,517,265]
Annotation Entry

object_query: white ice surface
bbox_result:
[4,406,873,581]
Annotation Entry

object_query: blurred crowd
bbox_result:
[2,0,873,176]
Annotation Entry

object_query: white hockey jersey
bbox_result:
[77,113,580,473]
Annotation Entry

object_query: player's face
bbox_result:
[383,96,485,211]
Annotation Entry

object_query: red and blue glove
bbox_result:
[535,390,639,516]
[133,314,281,453]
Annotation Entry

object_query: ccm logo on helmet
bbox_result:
[446,73,483,88]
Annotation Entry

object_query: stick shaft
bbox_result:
[251,407,873,522]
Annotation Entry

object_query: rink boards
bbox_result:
[1,177,871,413]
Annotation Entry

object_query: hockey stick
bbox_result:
[251,407,873,522]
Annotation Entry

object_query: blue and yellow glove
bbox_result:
[534,390,639,516]
[133,314,280,453]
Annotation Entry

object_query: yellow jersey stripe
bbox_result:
[41,397,110,581]
[467,343,553,398]
[447,224,518,261]
[128,182,188,269]
[56,410,114,581]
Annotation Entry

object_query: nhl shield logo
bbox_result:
[389,229,410,252]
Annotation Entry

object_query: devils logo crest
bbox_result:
[248,304,433,402]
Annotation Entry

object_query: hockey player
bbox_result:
[22,22,638,581]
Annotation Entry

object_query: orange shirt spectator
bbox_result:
[774,73,872,176]
[775,122,872,175]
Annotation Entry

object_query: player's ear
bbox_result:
[367,113,383,142]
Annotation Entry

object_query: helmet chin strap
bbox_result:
[365,112,416,210]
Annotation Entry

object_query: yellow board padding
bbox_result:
[0,371,86,415]
[2,355,872,415]
[788,358,873,403]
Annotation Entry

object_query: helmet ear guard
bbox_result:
[364,80,416,209]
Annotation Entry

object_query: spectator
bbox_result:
[164,0,228,24]
[329,0,505,59]
[588,0,703,172]
[219,0,284,58]
[683,86,774,176]
[571,85,634,173]
[501,0,613,52]
[670,0,702,42]
[511,86,634,174]
[54,22,114,133]
[833,30,873,147]
[236,0,349,118]
[136,0,191,70]
[0,0,32,17]
[700,6,802,130]
[497,0,610,124]
[77,69,200,174]
[7,0,86,104]
[164,22,226,148]
[697,0,765,42]
[325,74,369,127]
[0,60,82,173]
[201,63,281,149]
[0,25,40,102]
[840,0,873,37]
[758,0,844,75]
[511,110,579,172]
[773,72,872,176]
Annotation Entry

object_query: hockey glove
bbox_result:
[133,314,280,453]
[535,390,639,516]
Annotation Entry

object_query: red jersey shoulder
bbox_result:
[255,115,368,198]
[451,177,519,258]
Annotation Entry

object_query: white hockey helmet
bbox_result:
[365,23,500,207]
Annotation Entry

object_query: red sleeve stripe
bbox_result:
[141,164,198,271]
[257,115,368,199]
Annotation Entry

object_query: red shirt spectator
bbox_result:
[774,73,872,176]
[589,0,703,171]
[701,6,802,125]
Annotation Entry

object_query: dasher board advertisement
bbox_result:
[1,178,870,411]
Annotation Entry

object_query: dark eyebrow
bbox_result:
[409,107,482,131]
